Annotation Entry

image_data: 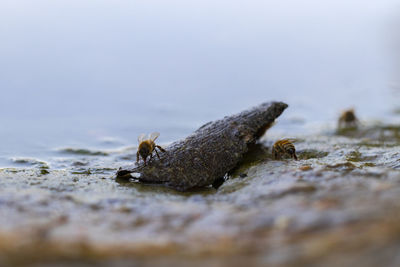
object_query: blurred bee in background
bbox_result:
[272,139,298,160]
[137,132,166,165]
[338,109,359,130]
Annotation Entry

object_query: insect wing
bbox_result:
[285,138,298,144]
[149,132,160,141]
[138,133,147,143]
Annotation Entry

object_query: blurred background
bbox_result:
[0,0,399,165]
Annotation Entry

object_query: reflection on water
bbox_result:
[0,0,399,165]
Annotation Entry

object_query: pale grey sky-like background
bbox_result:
[0,0,399,163]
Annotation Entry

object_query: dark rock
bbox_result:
[116,102,288,191]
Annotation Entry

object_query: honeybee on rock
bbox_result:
[272,139,298,160]
[136,132,166,165]
[338,109,359,129]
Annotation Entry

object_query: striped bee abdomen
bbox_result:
[272,139,298,160]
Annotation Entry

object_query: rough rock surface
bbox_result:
[117,102,288,191]
[2,110,400,267]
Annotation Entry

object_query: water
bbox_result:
[0,0,400,166]
[3,2,400,265]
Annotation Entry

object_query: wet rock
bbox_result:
[116,102,288,191]
[60,148,108,156]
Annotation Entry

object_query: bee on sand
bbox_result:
[272,139,298,160]
[137,132,166,165]
[338,109,359,130]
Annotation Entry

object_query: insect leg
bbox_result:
[273,149,279,160]
[155,149,161,159]
[156,145,166,152]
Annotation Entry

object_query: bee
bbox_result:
[338,109,359,129]
[136,132,166,165]
[272,139,298,160]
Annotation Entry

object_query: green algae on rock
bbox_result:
[116,102,288,191]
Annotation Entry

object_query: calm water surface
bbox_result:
[0,0,400,166]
